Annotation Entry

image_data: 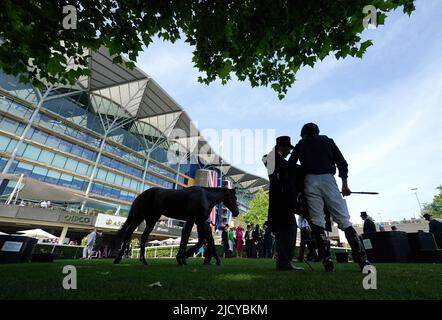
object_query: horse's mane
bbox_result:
[200,187,229,192]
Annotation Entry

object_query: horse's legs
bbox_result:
[114,221,140,264]
[139,217,157,265]
[176,219,194,266]
[184,221,206,258]
[202,222,221,266]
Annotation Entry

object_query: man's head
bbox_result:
[300,123,320,139]
[360,211,368,220]
[423,213,432,221]
[391,226,397,231]
[275,136,294,157]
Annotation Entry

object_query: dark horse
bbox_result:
[114,186,240,265]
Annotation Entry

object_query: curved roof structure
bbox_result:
[73,46,268,193]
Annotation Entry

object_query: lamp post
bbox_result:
[411,188,422,219]
[219,140,224,187]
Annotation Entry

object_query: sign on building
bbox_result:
[95,214,127,230]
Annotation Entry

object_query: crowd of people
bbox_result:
[221,222,275,259]
[219,218,320,262]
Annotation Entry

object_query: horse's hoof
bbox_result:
[113,258,121,264]
[140,259,148,266]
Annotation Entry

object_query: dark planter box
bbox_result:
[407,232,438,262]
[362,231,412,263]
[31,252,55,263]
[415,250,442,263]
[335,252,349,263]
[0,235,38,264]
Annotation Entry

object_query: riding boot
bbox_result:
[344,226,371,271]
[310,224,334,272]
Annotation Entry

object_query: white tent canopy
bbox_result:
[18,228,58,240]
[162,238,176,244]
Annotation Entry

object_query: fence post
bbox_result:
[154,247,157,258]
[170,246,173,258]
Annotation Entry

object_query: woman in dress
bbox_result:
[235,226,244,258]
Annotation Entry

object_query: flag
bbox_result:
[207,170,218,229]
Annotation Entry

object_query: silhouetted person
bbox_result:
[245,224,253,258]
[297,216,319,262]
[221,225,229,258]
[424,214,442,249]
[263,222,274,258]
[289,123,370,272]
[252,225,261,258]
[361,211,377,233]
[263,136,304,271]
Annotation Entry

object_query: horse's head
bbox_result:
[224,188,240,217]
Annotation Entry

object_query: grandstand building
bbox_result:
[0,47,268,243]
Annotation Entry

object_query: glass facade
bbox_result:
[0,73,188,206]
[0,68,263,221]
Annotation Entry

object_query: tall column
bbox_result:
[140,150,151,193]
[59,226,69,244]
[81,131,108,211]
[84,130,108,197]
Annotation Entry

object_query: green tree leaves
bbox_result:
[422,186,442,219]
[0,0,415,99]
[241,188,269,226]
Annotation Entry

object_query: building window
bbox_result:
[52,154,67,168]
[38,150,55,164]
[23,145,42,161]
[44,170,61,184]
[65,158,79,172]
[96,168,107,181]
[0,135,11,152]
[76,162,90,176]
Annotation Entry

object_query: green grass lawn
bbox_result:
[0,258,441,300]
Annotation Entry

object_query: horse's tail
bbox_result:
[116,205,134,239]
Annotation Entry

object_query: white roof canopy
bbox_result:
[0,173,118,207]
[68,46,269,193]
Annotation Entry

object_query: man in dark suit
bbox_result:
[361,211,377,233]
[263,136,304,271]
[424,213,442,248]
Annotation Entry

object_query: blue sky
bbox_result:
[136,0,442,224]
